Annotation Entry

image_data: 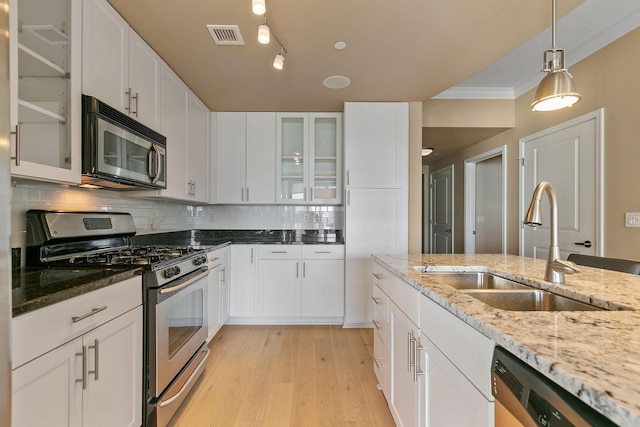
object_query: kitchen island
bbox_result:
[373,253,640,427]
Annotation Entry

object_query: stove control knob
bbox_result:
[193,256,207,266]
[162,266,181,279]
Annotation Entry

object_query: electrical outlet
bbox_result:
[625,212,640,227]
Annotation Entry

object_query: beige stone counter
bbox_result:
[372,253,640,427]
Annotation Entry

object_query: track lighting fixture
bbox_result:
[258,16,270,44]
[252,0,266,15]
[531,0,582,111]
[273,47,285,70]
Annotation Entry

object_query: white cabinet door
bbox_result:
[389,302,421,427]
[82,307,143,427]
[309,113,342,204]
[12,337,83,427]
[422,332,494,427]
[257,259,300,316]
[301,259,344,317]
[82,0,129,112]
[344,102,408,189]
[158,64,189,200]
[9,0,81,184]
[207,261,223,341]
[214,112,247,203]
[245,112,276,203]
[128,30,161,129]
[229,245,257,317]
[188,93,210,203]
[276,113,309,204]
[345,188,407,325]
[220,249,230,323]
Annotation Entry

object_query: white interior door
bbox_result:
[475,155,503,253]
[431,165,454,254]
[520,110,603,259]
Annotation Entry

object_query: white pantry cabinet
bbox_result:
[276,113,342,205]
[9,0,82,184]
[213,112,276,204]
[12,277,143,427]
[82,0,161,130]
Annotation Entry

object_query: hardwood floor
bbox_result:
[168,325,396,427]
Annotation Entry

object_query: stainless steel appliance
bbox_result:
[491,346,616,426]
[82,94,167,190]
[25,210,210,427]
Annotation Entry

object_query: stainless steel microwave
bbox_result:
[81,95,167,190]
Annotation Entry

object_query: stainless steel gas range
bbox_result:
[25,210,210,427]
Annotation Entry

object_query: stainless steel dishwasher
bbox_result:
[491,346,617,426]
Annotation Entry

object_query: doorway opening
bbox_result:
[464,146,507,254]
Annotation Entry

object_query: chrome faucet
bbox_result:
[524,181,580,284]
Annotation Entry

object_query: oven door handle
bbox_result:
[159,269,209,295]
[158,347,210,408]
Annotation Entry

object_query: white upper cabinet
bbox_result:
[187,93,210,203]
[276,113,342,205]
[213,112,275,204]
[9,0,82,184]
[82,0,161,130]
[344,102,408,189]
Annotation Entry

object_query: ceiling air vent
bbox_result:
[207,25,245,46]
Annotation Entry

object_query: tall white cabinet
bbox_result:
[343,102,409,326]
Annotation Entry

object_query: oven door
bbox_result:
[151,268,208,397]
[96,116,166,188]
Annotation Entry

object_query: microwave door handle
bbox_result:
[148,144,161,184]
[153,147,162,184]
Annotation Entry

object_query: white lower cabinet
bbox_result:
[12,305,143,427]
[207,247,229,342]
[373,260,495,427]
[229,245,257,319]
[229,244,344,324]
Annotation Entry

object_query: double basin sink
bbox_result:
[417,270,605,311]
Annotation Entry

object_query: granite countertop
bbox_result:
[372,253,640,427]
[12,266,143,317]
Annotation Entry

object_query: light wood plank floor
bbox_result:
[168,325,396,427]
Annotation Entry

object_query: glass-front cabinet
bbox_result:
[276,112,342,204]
[9,0,82,184]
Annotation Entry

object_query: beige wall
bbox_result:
[429,26,640,258]
[409,102,423,252]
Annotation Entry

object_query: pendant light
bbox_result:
[273,47,285,70]
[252,0,266,15]
[531,0,582,112]
[258,16,270,44]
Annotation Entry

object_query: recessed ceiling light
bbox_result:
[323,75,351,89]
[334,41,347,50]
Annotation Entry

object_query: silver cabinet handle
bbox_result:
[372,320,381,330]
[125,88,132,112]
[296,262,299,278]
[10,125,19,166]
[415,342,424,382]
[246,187,250,202]
[241,187,245,202]
[160,270,209,295]
[346,170,350,186]
[304,187,308,202]
[303,262,306,278]
[88,339,99,381]
[76,346,87,390]
[347,190,350,205]
[408,333,416,373]
[371,296,381,305]
[72,306,108,323]
[221,267,226,282]
[271,251,288,254]
[314,251,331,254]
[372,273,383,280]
[373,356,383,369]
[132,92,139,117]
[250,247,254,263]
[310,188,314,201]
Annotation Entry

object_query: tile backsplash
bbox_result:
[11,180,343,259]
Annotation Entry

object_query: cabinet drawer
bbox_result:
[420,294,494,400]
[257,245,302,259]
[301,245,344,259]
[374,262,419,325]
[13,276,142,369]
[373,329,390,399]
[372,284,388,323]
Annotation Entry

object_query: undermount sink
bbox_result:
[424,272,530,290]
[421,271,606,311]
[463,289,604,311]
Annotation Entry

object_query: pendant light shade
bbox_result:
[258,23,270,44]
[531,0,582,112]
[252,0,266,15]
[273,50,285,70]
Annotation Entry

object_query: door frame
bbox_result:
[518,109,604,256]
[430,164,454,253]
[464,145,507,254]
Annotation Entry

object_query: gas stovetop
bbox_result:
[64,246,203,267]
